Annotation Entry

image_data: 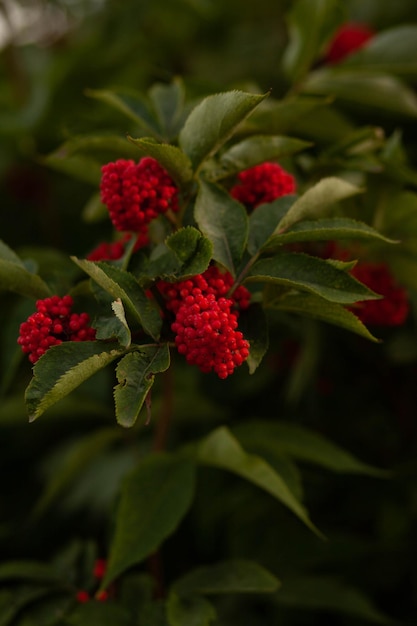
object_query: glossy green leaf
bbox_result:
[167,593,216,626]
[275,576,391,623]
[103,453,196,587]
[342,25,417,78]
[282,0,345,82]
[25,341,124,421]
[246,253,379,304]
[179,90,267,170]
[114,344,170,428]
[237,304,269,373]
[265,217,395,251]
[0,260,51,299]
[233,421,387,477]
[86,88,161,136]
[174,560,280,596]
[194,179,248,275]
[278,177,363,231]
[303,70,417,118]
[197,426,321,536]
[127,137,193,186]
[72,258,162,339]
[218,135,311,176]
[247,196,296,255]
[268,290,379,342]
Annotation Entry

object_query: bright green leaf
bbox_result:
[174,560,280,596]
[25,341,124,421]
[194,179,248,275]
[103,453,196,587]
[167,593,216,626]
[246,253,379,304]
[179,90,267,170]
[197,426,321,536]
[72,258,162,339]
[114,344,170,428]
[127,137,193,186]
[278,177,363,231]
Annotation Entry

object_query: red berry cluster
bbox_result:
[230,162,296,210]
[325,22,374,64]
[100,157,179,236]
[159,267,251,379]
[75,559,109,604]
[87,232,148,261]
[349,262,409,327]
[18,295,96,364]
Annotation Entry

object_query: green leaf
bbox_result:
[0,561,62,583]
[194,179,248,275]
[278,177,363,231]
[42,152,102,185]
[174,560,280,596]
[303,70,417,118]
[197,426,321,536]
[218,135,311,176]
[114,344,170,428]
[268,290,379,342]
[165,227,213,277]
[342,25,417,78]
[126,137,193,186]
[25,341,124,421]
[179,90,267,171]
[32,428,122,516]
[248,95,333,135]
[86,88,161,137]
[67,601,134,626]
[265,217,395,251]
[247,196,296,255]
[237,304,269,373]
[95,299,131,348]
[282,0,345,82]
[0,256,51,299]
[233,421,388,477]
[275,576,392,623]
[167,593,216,626]
[246,253,380,304]
[103,452,196,587]
[148,78,186,139]
[72,258,162,339]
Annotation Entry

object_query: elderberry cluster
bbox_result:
[18,295,96,364]
[159,267,251,379]
[230,162,296,210]
[100,157,179,238]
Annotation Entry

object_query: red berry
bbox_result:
[230,162,296,210]
[75,590,90,604]
[325,22,374,64]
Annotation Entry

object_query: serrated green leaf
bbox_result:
[103,453,196,587]
[95,299,131,347]
[86,88,161,137]
[0,260,51,299]
[167,593,216,626]
[275,576,391,623]
[282,0,345,82]
[237,304,269,373]
[303,70,417,118]
[179,90,267,170]
[72,258,162,339]
[218,135,311,176]
[267,290,379,342]
[174,560,280,596]
[233,421,388,477]
[114,344,170,428]
[278,177,363,231]
[127,137,193,186]
[194,179,248,275]
[248,196,296,255]
[197,426,321,536]
[265,217,395,251]
[165,227,212,277]
[342,25,417,78]
[246,253,380,304]
[25,341,123,421]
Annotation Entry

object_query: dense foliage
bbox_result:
[1,1,417,624]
